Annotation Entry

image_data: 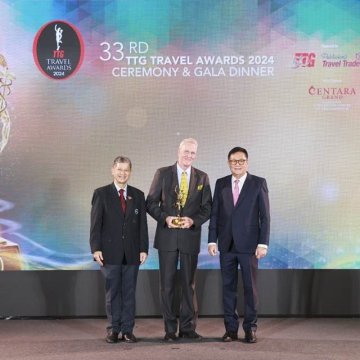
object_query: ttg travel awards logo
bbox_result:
[33,20,84,80]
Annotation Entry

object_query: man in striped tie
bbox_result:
[208,147,270,344]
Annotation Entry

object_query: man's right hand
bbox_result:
[208,244,218,256]
[93,251,104,266]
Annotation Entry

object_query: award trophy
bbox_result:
[0,54,15,154]
[172,185,184,228]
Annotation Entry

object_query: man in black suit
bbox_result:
[146,138,212,341]
[90,156,149,344]
[208,147,270,343]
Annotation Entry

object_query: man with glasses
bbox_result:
[208,147,270,343]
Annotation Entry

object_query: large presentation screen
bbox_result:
[1,0,359,270]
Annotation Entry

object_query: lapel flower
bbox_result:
[197,184,203,191]
[127,196,132,200]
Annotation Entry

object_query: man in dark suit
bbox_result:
[90,156,149,344]
[146,138,212,341]
[208,147,270,343]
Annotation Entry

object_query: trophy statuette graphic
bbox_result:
[172,185,185,228]
[0,54,22,270]
[0,54,15,153]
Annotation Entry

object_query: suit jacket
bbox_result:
[90,183,149,265]
[146,163,212,255]
[208,173,270,254]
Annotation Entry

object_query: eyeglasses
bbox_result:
[229,159,247,165]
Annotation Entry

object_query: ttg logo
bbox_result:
[292,53,316,68]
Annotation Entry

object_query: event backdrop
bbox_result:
[0,0,359,270]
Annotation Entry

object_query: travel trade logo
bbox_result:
[33,20,85,80]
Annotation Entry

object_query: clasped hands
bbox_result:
[166,216,193,229]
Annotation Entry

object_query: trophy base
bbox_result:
[171,217,183,228]
[0,237,23,270]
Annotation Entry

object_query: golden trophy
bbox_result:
[0,237,22,270]
[172,185,185,228]
[0,55,21,270]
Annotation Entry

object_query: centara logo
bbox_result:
[293,53,315,68]
[308,86,356,99]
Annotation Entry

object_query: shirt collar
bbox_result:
[232,172,247,185]
[114,182,128,195]
[177,163,191,177]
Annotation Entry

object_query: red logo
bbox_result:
[33,20,85,80]
[293,53,315,68]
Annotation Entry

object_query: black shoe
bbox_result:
[106,331,119,343]
[179,331,202,340]
[244,330,257,343]
[164,332,177,341]
[222,331,238,342]
[122,333,137,343]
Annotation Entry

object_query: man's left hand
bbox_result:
[140,252,148,264]
[180,217,194,229]
[255,247,267,259]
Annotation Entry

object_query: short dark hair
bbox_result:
[228,147,248,160]
[113,156,132,170]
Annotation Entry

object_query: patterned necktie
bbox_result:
[119,189,126,213]
[180,171,188,207]
[233,179,239,205]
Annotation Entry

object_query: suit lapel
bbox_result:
[110,183,123,215]
[188,167,197,200]
[222,176,234,208]
[125,186,134,220]
[171,164,179,203]
[182,167,198,208]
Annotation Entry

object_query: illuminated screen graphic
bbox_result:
[0,0,359,270]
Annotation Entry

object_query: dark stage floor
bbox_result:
[0,318,359,360]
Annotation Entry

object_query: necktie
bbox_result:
[180,171,188,207]
[119,189,126,213]
[233,179,239,205]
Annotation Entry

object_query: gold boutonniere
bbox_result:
[197,184,203,191]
